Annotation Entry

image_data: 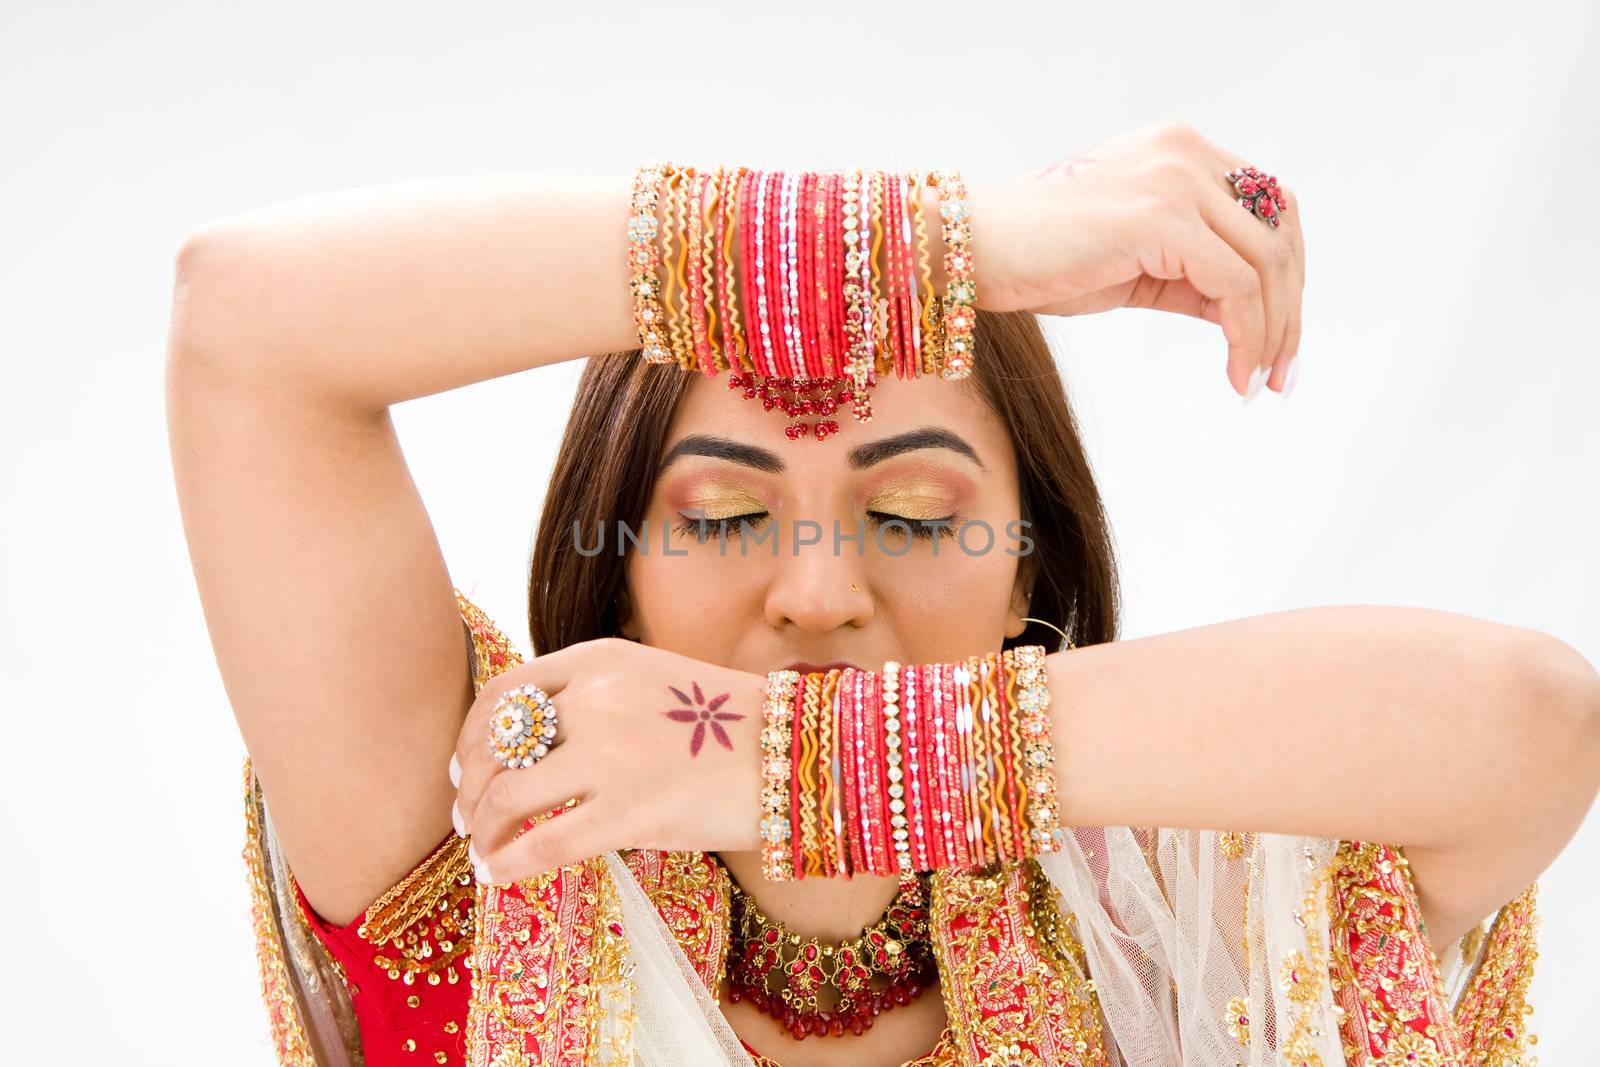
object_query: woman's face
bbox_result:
[621,370,1033,675]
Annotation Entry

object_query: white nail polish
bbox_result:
[468,840,481,867]
[1282,358,1300,398]
[474,862,495,885]
[1242,365,1268,401]
[448,753,461,789]
[452,800,466,838]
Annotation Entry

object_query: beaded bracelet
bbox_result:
[762,645,1062,881]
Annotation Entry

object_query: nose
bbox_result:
[762,520,873,634]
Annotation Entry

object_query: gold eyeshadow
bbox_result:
[675,487,770,522]
[866,479,960,521]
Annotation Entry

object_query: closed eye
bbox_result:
[670,511,960,543]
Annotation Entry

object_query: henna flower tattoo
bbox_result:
[663,681,743,756]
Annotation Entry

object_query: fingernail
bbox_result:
[1282,358,1300,399]
[1242,364,1268,401]
[448,753,461,789]
[474,861,496,885]
[468,840,481,867]
[452,800,466,838]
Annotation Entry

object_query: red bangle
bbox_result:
[817,171,836,378]
[797,171,818,378]
[902,664,928,871]
[846,668,867,877]
[942,663,969,868]
[882,174,904,380]
[768,171,793,379]
[921,662,940,870]
[828,171,848,378]
[870,671,896,883]
[742,170,767,377]
[896,173,922,378]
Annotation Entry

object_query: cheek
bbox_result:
[626,548,762,650]
[879,535,1024,642]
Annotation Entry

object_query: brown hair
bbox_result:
[527,310,1120,656]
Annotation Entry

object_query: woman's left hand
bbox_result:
[450,637,769,884]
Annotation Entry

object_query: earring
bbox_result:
[1020,615,1075,650]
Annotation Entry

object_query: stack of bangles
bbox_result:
[759,645,1065,882]
[627,160,977,441]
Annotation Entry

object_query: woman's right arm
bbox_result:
[166,173,638,926]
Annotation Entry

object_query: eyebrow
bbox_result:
[659,426,987,474]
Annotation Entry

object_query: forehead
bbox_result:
[662,371,1012,476]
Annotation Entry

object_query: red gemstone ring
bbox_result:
[1225,165,1287,229]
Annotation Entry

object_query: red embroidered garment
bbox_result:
[242,590,1542,1065]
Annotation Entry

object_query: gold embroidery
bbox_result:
[930,860,1110,1066]
[1277,842,1337,1067]
[360,833,475,944]
[360,839,477,987]
[242,758,319,1066]
[1450,881,1541,1064]
[456,586,526,695]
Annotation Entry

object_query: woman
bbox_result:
[168,121,1598,1065]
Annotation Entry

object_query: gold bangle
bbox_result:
[628,161,676,364]
[1009,645,1063,854]
[760,669,800,881]
[927,168,976,380]
[840,168,871,390]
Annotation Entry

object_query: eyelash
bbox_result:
[671,511,961,543]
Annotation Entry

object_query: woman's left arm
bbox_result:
[1045,604,1600,949]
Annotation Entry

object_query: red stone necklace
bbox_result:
[724,868,936,1040]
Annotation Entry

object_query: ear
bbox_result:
[1004,555,1037,640]
[615,587,642,642]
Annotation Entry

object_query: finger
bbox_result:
[453,644,591,808]
[455,674,572,830]
[1198,180,1294,385]
[462,747,591,852]
[1194,137,1305,391]
[473,796,619,886]
[1266,188,1306,391]
[1144,217,1267,396]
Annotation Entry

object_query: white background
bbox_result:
[3,1,1596,1062]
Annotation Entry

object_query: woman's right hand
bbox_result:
[450,637,770,885]
[970,118,1305,398]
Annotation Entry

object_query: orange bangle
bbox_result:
[815,668,839,876]
[671,170,698,370]
[868,171,892,376]
[797,672,823,877]
[719,166,754,373]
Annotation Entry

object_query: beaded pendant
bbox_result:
[726,371,876,442]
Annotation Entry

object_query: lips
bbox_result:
[784,660,862,674]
